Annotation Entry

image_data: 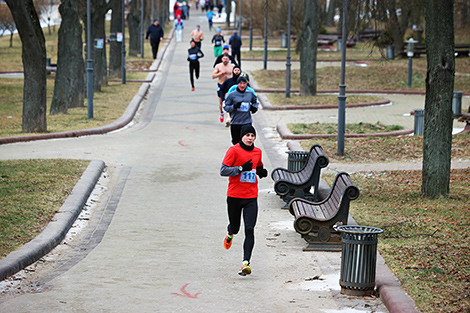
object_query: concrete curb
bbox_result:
[276,123,414,140]
[258,93,391,110]
[0,160,105,281]
[376,254,420,313]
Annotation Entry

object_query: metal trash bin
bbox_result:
[452,91,464,117]
[281,32,288,48]
[285,150,309,171]
[336,225,384,296]
[386,45,395,60]
[413,109,424,135]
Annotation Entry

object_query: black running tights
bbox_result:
[226,197,258,262]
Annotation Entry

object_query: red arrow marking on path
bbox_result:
[178,140,188,147]
[172,283,201,299]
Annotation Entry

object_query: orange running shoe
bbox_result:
[238,261,251,276]
[224,233,233,250]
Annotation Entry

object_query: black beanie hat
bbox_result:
[240,125,256,139]
[237,76,247,84]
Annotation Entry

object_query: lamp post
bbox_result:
[121,0,126,84]
[86,0,94,119]
[263,0,268,70]
[140,0,144,58]
[285,0,291,98]
[337,0,348,155]
[405,38,418,87]
[249,0,253,51]
[238,0,242,35]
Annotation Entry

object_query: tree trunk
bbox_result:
[300,0,319,96]
[5,0,47,132]
[421,0,455,198]
[127,0,140,57]
[50,0,85,114]
[226,0,232,28]
[90,0,108,91]
[325,0,335,27]
[109,0,122,78]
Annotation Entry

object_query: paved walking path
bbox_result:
[2,11,468,312]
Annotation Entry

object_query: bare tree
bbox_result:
[421,0,455,198]
[33,0,58,35]
[300,0,319,96]
[0,3,17,47]
[50,0,85,114]
[5,0,47,132]
[109,0,122,77]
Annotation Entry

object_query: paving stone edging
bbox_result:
[0,160,105,281]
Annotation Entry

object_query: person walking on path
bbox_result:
[218,65,241,126]
[211,29,225,57]
[174,15,184,42]
[206,8,215,31]
[220,125,268,276]
[212,54,235,123]
[213,45,238,67]
[187,40,204,91]
[189,25,204,48]
[146,19,164,60]
[229,30,242,67]
[223,76,258,145]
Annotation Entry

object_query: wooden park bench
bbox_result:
[288,172,360,251]
[271,145,329,207]
[318,34,338,47]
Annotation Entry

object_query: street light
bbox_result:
[285,0,291,98]
[405,38,418,87]
[249,0,253,50]
[337,0,348,156]
[140,0,144,59]
[121,0,126,84]
[263,0,268,70]
[86,0,94,119]
[238,0,242,36]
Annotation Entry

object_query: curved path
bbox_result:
[0,13,390,313]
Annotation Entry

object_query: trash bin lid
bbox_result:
[335,225,383,234]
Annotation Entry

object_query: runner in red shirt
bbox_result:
[219,125,268,276]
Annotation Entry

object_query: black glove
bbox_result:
[233,102,241,109]
[256,165,268,178]
[250,105,258,113]
[241,159,253,172]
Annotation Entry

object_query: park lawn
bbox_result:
[289,122,403,134]
[0,159,90,258]
[0,21,176,138]
[0,75,146,138]
[322,169,470,313]
[251,57,470,92]
[299,133,470,163]
[266,93,384,106]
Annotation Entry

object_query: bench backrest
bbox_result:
[296,144,329,178]
[322,172,359,220]
[289,172,359,222]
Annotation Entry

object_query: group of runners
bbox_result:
[183,22,266,276]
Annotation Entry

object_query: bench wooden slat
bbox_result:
[288,172,360,249]
[272,144,329,204]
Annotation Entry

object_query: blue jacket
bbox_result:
[224,88,258,125]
